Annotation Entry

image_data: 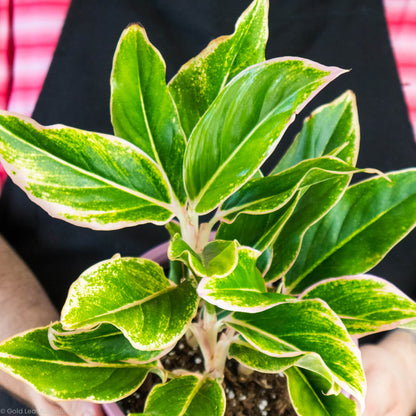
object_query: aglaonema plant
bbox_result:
[0,1,416,415]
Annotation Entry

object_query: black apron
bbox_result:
[1,0,415,310]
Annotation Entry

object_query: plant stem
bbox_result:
[177,205,199,250]
[190,303,235,380]
[176,200,233,379]
[212,328,236,378]
[195,222,211,252]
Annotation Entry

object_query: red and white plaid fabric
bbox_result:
[0,1,415,193]
[0,0,69,191]
[0,0,69,115]
[384,0,416,138]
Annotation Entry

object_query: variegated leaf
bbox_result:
[0,326,154,402]
[168,235,239,278]
[228,341,335,387]
[262,91,360,282]
[61,257,198,350]
[165,220,181,238]
[139,375,225,416]
[219,156,363,221]
[285,367,359,416]
[198,247,293,312]
[184,58,346,214]
[169,0,268,137]
[49,323,166,364]
[273,90,359,173]
[265,176,351,283]
[0,113,173,229]
[301,274,416,337]
[226,300,365,405]
[284,169,416,293]
[400,321,416,330]
[217,92,359,256]
[256,247,273,275]
[216,193,300,252]
[111,25,186,204]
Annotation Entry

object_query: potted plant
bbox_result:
[0,0,416,414]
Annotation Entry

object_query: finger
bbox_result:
[33,398,68,416]
[362,370,392,416]
[60,400,105,416]
[361,347,393,416]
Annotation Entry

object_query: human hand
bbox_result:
[32,396,104,416]
[2,371,104,416]
[0,235,105,416]
[361,330,416,416]
[31,395,105,416]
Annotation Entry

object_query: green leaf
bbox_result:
[139,375,225,416]
[0,326,154,402]
[256,247,272,275]
[216,193,300,252]
[220,156,363,220]
[49,323,165,364]
[184,58,346,214]
[400,321,416,331]
[285,169,416,293]
[226,300,365,404]
[168,0,269,137]
[111,25,186,204]
[61,257,198,350]
[198,247,293,312]
[168,235,239,278]
[301,274,416,337]
[168,260,185,285]
[165,220,181,238]
[218,92,359,264]
[260,92,360,281]
[272,90,359,173]
[265,176,351,283]
[229,341,335,386]
[285,367,359,416]
[0,112,173,229]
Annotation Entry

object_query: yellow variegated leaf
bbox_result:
[61,257,198,350]
[0,326,155,402]
[111,25,186,204]
[0,113,173,229]
[301,275,416,337]
[169,0,269,137]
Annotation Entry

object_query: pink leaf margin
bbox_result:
[300,273,416,338]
